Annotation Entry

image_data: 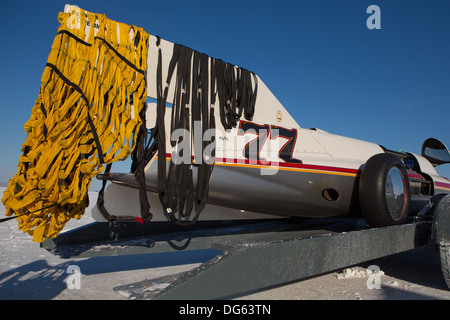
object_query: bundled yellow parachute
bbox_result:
[1,7,149,242]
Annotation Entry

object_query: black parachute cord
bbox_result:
[153,43,258,227]
[213,61,257,129]
[166,51,186,213]
[215,59,232,130]
[170,77,182,149]
[243,70,258,121]
[182,46,192,139]
[191,51,201,132]
[208,56,217,164]
[201,53,210,136]
[156,38,184,223]
[165,44,188,215]
[183,47,195,217]
[204,53,216,206]
[156,37,168,216]
[171,111,193,218]
[220,61,232,128]
[174,48,201,219]
[175,46,195,218]
[165,45,189,216]
[165,159,179,212]
[163,48,198,225]
[225,62,240,128]
[205,55,217,201]
[236,67,246,120]
[0,204,57,223]
[188,50,202,215]
[236,69,251,118]
[210,57,217,152]
[251,72,258,118]
[143,125,159,165]
[231,65,242,122]
[96,163,115,221]
[195,52,211,211]
[210,57,217,109]
[237,68,257,122]
[132,97,152,222]
[164,44,195,223]
[175,51,209,225]
[169,45,191,149]
[225,62,237,128]
[137,126,157,172]
[170,44,188,146]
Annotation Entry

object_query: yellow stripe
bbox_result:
[215,162,358,177]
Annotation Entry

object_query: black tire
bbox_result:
[440,243,450,290]
[359,153,410,227]
[435,195,450,290]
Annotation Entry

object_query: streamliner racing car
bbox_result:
[93,112,450,229]
[92,31,450,228]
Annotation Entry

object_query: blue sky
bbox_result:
[0,0,449,190]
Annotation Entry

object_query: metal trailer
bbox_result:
[41,194,450,300]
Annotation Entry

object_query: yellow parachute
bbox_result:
[1,7,149,242]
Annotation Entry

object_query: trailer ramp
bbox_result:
[42,217,433,299]
[150,219,431,300]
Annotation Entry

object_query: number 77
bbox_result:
[238,121,302,164]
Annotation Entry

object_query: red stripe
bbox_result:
[164,153,360,175]
[436,181,450,189]
[163,154,450,187]
[408,173,424,179]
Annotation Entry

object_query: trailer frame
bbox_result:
[41,195,450,300]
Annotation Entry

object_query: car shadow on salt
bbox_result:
[0,249,220,300]
[0,259,69,300]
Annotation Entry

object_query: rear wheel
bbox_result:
[359,153,410,227]
[435,195,450,289]
[440,243,450,289]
